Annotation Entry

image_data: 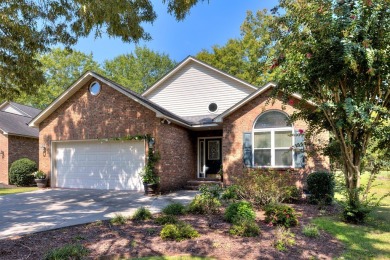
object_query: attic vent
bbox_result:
[208,102,218,113]
[89,81,101,96]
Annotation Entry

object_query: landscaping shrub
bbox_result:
[160,222,200,241]
[154,215,178,225]
[264,204,299,227]
[110,213,128,225]
[132,207,152,221]
[283,186,302,203]
[199,184,223,199]
[302,224,320,238]
[9,158,37,186]
[342,204,371,224]
[224,201,256,224]
[229,219,260,237]
[235,168,296,207]
[44,244,89,260]
[221,185,239,200]
[162,202,186,215]
[187,194,221,214]
[307,171,335,205]
[273,226,295,252]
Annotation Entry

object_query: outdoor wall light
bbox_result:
[0,150,4,158]
[148,137,155,149]
[40,145,47,154]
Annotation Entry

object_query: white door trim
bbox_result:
[197,136,222,178]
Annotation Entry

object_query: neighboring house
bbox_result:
[0,102,41,184]
[29,56,329,191]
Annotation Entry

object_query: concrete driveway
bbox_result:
[0,189,197,239]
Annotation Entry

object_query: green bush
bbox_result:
[199,184,223,199]
[273,226,295,252]
[265,204,299,228]
[224,201,256,224]
[187,194,221,214]
[110,214,128,225]
[162,202,186,215]
[307,171,335,205]
[235,168,296,207]
[154,215,178,225]
[222,185,239,200]
[283,186,302,202]
[229,219,260,237]
[160,222,200,241]
[9,158,37,186]
[132,207,152,221]
[302,224,320,238]
[44,244,89,260]
[342,204,371,224]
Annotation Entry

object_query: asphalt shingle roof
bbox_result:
[0,102,41,138]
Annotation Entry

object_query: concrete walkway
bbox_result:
[0,189,198,239]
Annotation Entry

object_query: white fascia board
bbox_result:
[29,73,93,128]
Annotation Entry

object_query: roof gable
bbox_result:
[142,56,257,96]
[0,101,40,118]
[28,71,193,128]
[142,56,258,118]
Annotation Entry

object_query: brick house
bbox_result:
[29,57,329,192]
[0,102,41,184]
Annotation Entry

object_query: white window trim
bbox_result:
[252,127,295,168]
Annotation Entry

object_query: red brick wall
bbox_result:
[222,90,330,188]
[39,79,194,191]
[0,134,38,185]
[0,134,8,184]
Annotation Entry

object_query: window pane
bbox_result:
[254,111,291,129]
[254,149,271,166]
[275,149,292,166]
[275,131,292,147]
[254,132,271,148]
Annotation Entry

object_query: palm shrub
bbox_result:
[162,202,186,215]
[9,158,37,186]
[132,207,152,221]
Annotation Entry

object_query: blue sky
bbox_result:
[74,0,279,64]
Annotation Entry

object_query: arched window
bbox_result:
[253,111,293,167]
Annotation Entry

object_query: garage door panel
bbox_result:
[54,141,145,191]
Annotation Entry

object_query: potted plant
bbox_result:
[33,170,47,188]
[141,165,159,195]
[141,148,160,195]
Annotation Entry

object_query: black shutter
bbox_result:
[294,130,305,168]
[243,132,252,167]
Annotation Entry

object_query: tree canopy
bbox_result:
[269,0,389,208]
[0,0,204,100]
[14,48,101,109]
[103,46,176,93]
[196,10,278,86]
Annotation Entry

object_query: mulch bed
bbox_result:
[0,203,344,260]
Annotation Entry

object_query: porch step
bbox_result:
[184,180,223,190]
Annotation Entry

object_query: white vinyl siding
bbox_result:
[53,140,145,191]
[145,62,255,117]
[1,104,24,115]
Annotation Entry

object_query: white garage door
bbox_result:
[54,141,145,191]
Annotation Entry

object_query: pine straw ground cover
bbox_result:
[0,203,343,260]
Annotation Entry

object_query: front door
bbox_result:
[198,137,222,178]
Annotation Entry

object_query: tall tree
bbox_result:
[0,0,205,100]
[269,0,389,210]
[103,46,176,93]
[15,48,101,109]
[196,10,278,86]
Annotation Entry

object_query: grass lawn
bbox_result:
[313,171,390,259]
[0,187,38,196]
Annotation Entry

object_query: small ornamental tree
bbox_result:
[268,0,389,211]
